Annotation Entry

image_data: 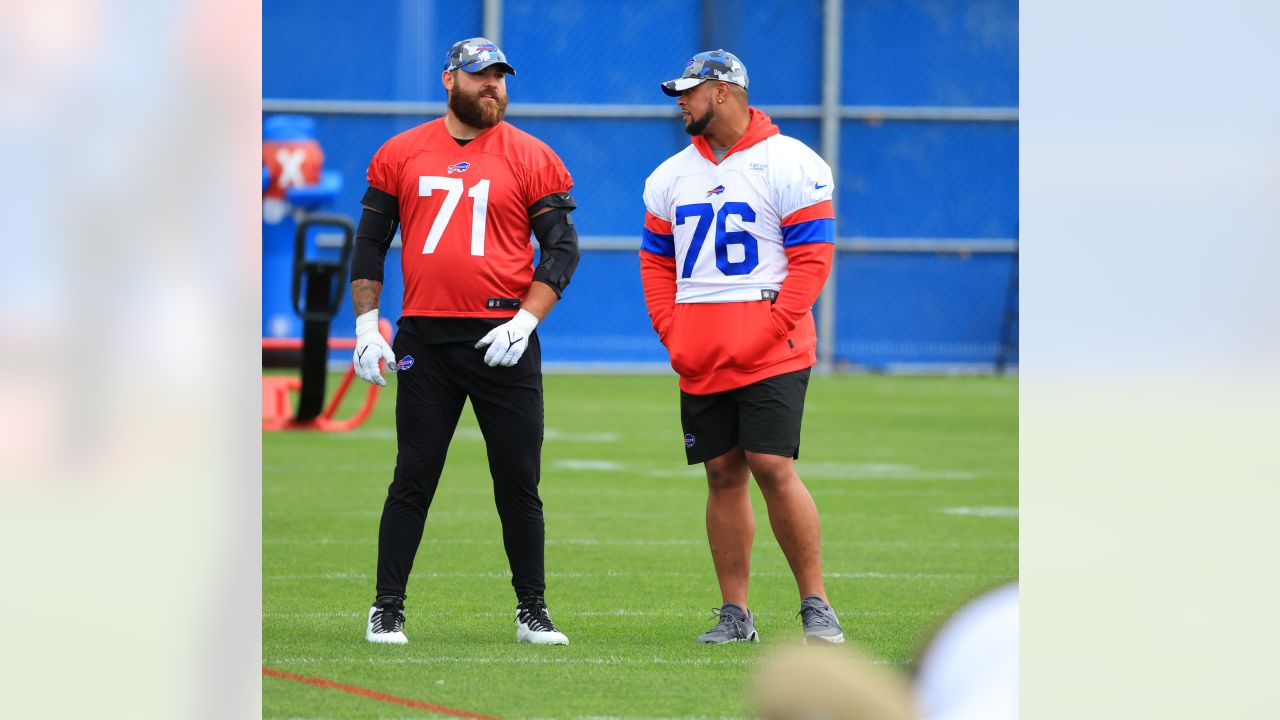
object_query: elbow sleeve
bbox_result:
[350,205,398,283]
[530,204,581,297]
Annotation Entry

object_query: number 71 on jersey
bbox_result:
[419,176,490,256]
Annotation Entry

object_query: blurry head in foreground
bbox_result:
[753,644,916,720]
[914,583,1019,720]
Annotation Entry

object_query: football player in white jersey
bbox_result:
[640,50,844,644]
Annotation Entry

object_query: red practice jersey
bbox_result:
[366,118,573,317]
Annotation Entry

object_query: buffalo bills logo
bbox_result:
[684,433,696,448]
[706,185,725,197]
[474,43,498,52]
[397,355,415,371]
[447,162,471,174]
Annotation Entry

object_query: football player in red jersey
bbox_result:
[350,37,579,646]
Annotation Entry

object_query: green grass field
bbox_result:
[264,372,1017,719]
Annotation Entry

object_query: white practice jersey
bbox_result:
[642,134,834,304]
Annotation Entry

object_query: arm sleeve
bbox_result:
[350,187,400,283]
[529,193,580,297]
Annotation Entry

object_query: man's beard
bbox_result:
[684,102,714,136]
[449,85,508,129]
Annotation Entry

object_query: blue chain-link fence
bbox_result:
[264,0,1018,371]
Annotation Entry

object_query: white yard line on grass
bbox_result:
[553,460,628,471]
[265,537,1016,550]
[644,468,707,478]
[265,510,692,520]
[794,462,978,480]
[268,460,981,482]
[264,608,948,619]
[270,655,755,667]
[552,461,977,480]
[941,506,1019,518]
[544,428,622,443]
[267,655,906,667]
[266,570,1008,582]
[267,570,619,581]
[329,427,621,443]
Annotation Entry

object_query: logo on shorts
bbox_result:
[684,433,696,448]
[447,161,471,174]
[397,355,415,371]
[706,184,725,197]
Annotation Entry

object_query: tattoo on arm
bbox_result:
[351,279,383,316]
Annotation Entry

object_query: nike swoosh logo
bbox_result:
[815,183,827,190]
[357,347,368,360]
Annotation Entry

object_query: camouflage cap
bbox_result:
[661,49,748,97]
[443,37,516,75]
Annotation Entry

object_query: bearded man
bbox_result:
[349,37,580,646]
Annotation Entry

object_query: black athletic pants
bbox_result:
[375,326,545,601]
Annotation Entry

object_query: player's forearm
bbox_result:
[351,279,382,317]
[521,281,560,321]
[349,191,399,311]
[639,210,677,338]
[639,250,678,338]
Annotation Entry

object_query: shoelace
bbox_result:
[706,607,748,635]
[373,606,404,633]
[797,603,837,629]
[518,603,557,632]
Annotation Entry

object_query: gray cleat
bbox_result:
[697,603,760,643]
[798,595,845,644]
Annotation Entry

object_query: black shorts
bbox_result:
[679,367,811,465]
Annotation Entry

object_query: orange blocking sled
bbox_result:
[262,318,392,432]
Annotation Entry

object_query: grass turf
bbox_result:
[264,372,1017,719]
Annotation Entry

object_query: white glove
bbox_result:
[475,309,538,367]
[353,309,396,386]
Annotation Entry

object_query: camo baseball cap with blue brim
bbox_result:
[443,37,516,75]
[660,49,748,97]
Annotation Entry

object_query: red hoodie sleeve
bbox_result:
[639,212,677,341]
[772,201,835,333]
